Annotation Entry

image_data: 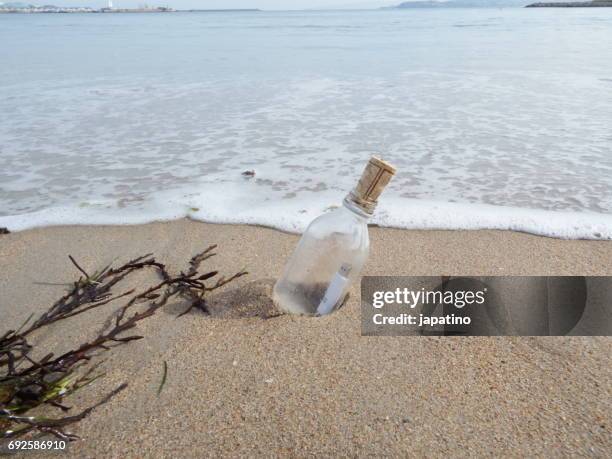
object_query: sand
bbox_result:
[0,219,610,457]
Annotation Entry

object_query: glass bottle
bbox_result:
[273,156,396,316]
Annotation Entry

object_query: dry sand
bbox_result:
[0,219,610,457]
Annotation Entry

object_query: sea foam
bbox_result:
[1,181,612,240]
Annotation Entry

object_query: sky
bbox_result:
[44,0,396,10]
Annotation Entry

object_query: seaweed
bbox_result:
[0,246,247,441]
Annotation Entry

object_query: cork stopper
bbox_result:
[345,156,396,215]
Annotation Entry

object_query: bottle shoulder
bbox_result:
[304,206,369,239]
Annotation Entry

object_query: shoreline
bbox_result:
[2,196,612,240]
[1,220,610,456]
[3,215,612,242]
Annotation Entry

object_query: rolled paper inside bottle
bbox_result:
[346,156,397,215]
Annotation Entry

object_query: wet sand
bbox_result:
[0,219,610,457]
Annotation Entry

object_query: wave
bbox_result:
[1,186,611,240]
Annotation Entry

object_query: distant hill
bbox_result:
[526,1,612,6]
[385,0,529,7]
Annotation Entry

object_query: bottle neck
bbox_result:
[342,195,372,220]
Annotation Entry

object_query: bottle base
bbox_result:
[272,287,315,316]
[272,281,348,316]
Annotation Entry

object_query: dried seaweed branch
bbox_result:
[2,384,128,441]
[176,245,248,317]
[1,247,246,442]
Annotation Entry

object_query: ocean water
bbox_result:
[1,9,612,238]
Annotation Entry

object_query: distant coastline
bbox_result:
[0,4,262,14]
[383,1,529,8]
[525,1,612,6]
[384,0,612,7]
[0,5,174,13]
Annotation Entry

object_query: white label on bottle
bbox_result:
[317,270,349,316]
